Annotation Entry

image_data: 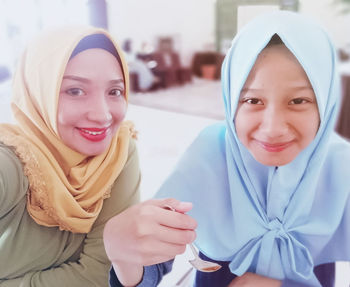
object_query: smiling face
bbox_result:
[57,48,127,156]
[234,44,320,166]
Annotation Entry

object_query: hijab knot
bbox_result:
[267,218,286,238]
[228,220,313,280]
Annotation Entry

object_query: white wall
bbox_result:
[107,0,216,66]
[299,0,350,49]
[107,0,350,66]
[237,5,279,31]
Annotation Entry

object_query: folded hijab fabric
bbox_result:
[156,11,350,285]
[0,26,136,233]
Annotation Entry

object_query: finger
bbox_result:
[172,201,193,214]
[146,198,193,213]
[134,199,197,230]
[137,240,187,266]
[146,198,181,209]
[153,224,196,245]
[157,208,197,230]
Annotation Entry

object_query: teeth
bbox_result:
[81,129,104,135]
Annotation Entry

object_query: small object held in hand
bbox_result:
[163,204,222,273]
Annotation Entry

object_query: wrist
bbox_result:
[112,261,144,287]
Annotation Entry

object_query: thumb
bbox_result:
[156,198,193,213]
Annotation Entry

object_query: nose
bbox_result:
[259,105,288,138]
[87,95,112,124]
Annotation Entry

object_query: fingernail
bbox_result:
[178,202,193,209]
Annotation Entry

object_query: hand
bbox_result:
[228,272,282,287]
[103,198,197,286]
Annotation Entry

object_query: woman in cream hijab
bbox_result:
[0,26,196,286]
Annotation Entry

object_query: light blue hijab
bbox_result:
[156,11,350,285]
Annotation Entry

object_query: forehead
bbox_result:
[64,48,122,73]
[254,45,302,70]
[245,45,311,86]
[260,44,295,58]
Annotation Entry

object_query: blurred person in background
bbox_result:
[122,38,159,92]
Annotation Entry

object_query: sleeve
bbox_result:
[109,261,174,287]
[316,194,350,261]
[279,263,335,287]
[281,279,314,287]
[0,144,28,218]
[0,139,141,287]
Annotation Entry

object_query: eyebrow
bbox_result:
[62,75,124,85]
[241,86,313,93]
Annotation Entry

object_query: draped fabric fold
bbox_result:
[156,11,350,285]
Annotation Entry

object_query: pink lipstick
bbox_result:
[257,140,293,152]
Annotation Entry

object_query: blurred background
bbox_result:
[1,0,350,286]
[1,0,350,94]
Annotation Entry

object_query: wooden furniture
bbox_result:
[136,51,192,89]
[129,72,139,92]
[336,74,350,139]
[192,52,225,79]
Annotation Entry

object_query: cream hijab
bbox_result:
[0,26,135,233]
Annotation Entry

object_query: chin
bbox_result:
[254,155,295,167]
[72,141,111,156]
[81,146,109,156]
[81,150,104,156]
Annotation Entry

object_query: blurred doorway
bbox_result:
[215,0,299,54]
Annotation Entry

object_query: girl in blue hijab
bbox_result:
[156,11,350,286]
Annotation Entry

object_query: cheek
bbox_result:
[57,100,81,134]
[305,113,320,142]
[297,108,320,135]
[234,109,255,142]
[110,100,127,123]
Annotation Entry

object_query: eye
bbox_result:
[289,98,309,105]
[109,88,124,97]
[242,98,263,105]
[66,88,84,97]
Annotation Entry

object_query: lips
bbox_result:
[256,140,293,152]
[77,127,110,142]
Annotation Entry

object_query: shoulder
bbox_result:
[0,142,28,216]
[187,122,227,159]
[127,137,137,157]
[197,122,226,142]
[0,142,26,183]
[118,121,138,161]
[92,138,141,226]
[110,137,140,201]
[165,122,227,177]
[327,133,350,162]
[321,133,350,180]
[123,137,139,174]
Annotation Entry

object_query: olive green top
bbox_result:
[0,139,141,287]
